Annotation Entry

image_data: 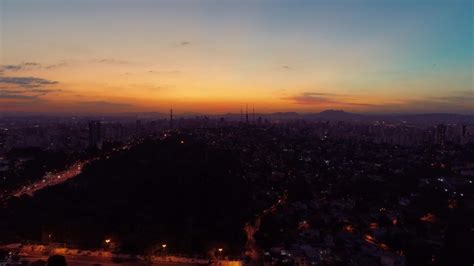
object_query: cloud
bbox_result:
[148,70,181,75]
[94,58,130,64]
[73,101,135,113]
[429,91,474,105]
[0,93,38,100]
[0,76,59,88]
[0,75,61,101]
[0,88,57,100]
[44,62,68,69]
[77,101,133,108]
[173,41,191,48]
[282,65,292,70]
[0,88,60,100]
[0,62,66,72]
[29,88,63,96]
[1,65,23,71]
[283,92,375,107]
[283,92,337,105]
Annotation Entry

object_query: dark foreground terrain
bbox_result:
[1,124,473,265]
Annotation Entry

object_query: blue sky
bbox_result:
[0,0,472,113]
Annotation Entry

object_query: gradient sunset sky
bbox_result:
[0,0,472,114]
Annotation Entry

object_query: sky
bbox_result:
[0,0,472,114]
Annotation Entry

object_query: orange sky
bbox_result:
[0,0,472,114]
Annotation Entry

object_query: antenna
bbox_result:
[240,107,243,123]
[170,107,173,129]
[246,104,249,124]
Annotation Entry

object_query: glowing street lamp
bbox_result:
[217,248,223,260]
[161,244,168,257]
[103,238,112,251]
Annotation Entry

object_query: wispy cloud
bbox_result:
[44,62,68,69]
[0,75,61,102]
[0,93,38,100]
[30,88,63,95]
[429,90,474,105]
[283,92,375,107]
[93,58,131,64]
[1,65,23,71]
[77,101,133,108]
[148,70,181,75]
[0,76,59,88]
[0,62,67,72]
[173,41,191,48]
[72,101,135,113]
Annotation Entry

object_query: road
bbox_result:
[243,190,287,262]
[2,139,141,202]
[19,254,197,266]
[11,159,94,199]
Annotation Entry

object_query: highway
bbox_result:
[19,254,196,266]
[2,139,142,203]
[11,159,93,198]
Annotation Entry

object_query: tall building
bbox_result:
[460,125,467,145]
[435,124,447,145]
[0,129,7,152]
[240,107,243,123]
[170,108,174,129]
[135,119,142,135]
[88,120,102,149]
[246,104,249,124]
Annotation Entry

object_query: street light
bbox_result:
[161,244,167,258]
[104,239,112,251]
[217,248,223,260]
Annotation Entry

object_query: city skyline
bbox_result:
[1,0,473,114]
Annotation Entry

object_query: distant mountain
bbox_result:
[374,113,474,124]
[304,110,474,124]
[2,110,473,124]
[303,110,364,121]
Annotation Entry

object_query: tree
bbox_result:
[47,255,67,266]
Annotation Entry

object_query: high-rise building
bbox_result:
[435,124,447,145]
[88,120,102,149]
[460,124,467,145]
[170,108,173,129]
[135,119,142,135]
[240,107,243,123]
[252,108,255,123]
[246,104,249,124]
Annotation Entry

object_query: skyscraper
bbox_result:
[135,119,142,136]
[170,108,174,129]
[460,125,467,145]
[88,120,102,149]
[246,104,249,124]
[435,124,447,145]
[252,108,255,123]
